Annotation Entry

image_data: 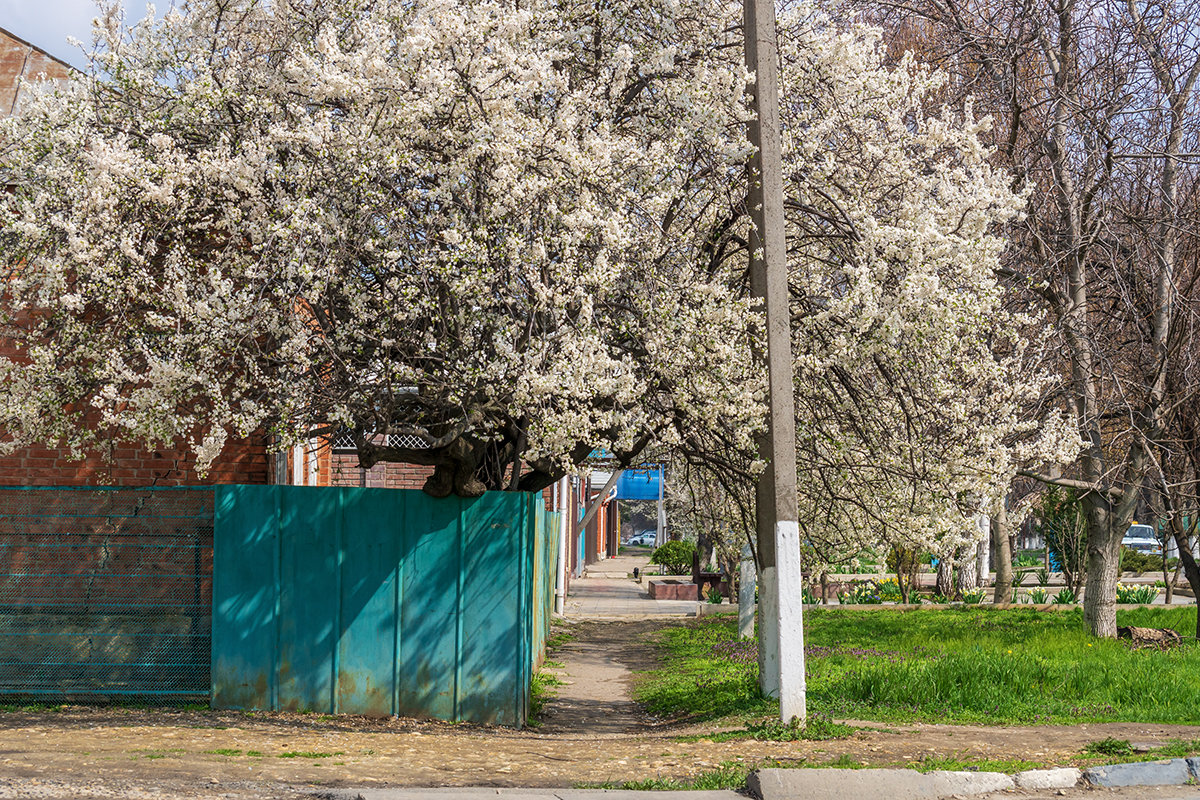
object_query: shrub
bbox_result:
[651,540,696,574]
[1120,549,1172,575]
[706,587,724,604]
[1038,487,1088,592]
[1014,552,1041,568]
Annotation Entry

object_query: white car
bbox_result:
[1123,524,1162,555]
[627,532,657,546]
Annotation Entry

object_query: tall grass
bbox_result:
[636,607,1200,725]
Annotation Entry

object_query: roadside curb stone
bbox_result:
[1013,768,1081,790]
[316,792,742,800]
[747,768,1012,800]
[1084,759,1191,787]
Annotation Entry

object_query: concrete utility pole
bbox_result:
[744,0,805,722]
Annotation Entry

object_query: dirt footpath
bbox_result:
[2,618,1200,798]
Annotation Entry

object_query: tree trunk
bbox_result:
[936,555,954,597]
[957,544,978,595]
[1163,551,1174,605]
[1171,522,1200,638]
[992,505,1014,604]
[1082,505,1122,636]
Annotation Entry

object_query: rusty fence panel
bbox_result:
[211,486,552,726]
[0,487,214,703]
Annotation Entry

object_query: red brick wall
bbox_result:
[328,453,433,489]
[0,436,271,487]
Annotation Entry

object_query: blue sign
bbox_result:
[616,468,661,501]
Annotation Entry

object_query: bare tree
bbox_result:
[867,0,1200,636]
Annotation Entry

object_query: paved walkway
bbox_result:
[564,576,699,616]
[564,551,699,617]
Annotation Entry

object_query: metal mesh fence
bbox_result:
[0,487,214,704]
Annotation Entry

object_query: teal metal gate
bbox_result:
[210,486,557,726]
[0,487,213,702]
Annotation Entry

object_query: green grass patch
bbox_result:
[1148,739,1200,758]
[911,755,1042,773]
[546,629,577,651]
[529,670,564,726]
[1085,738,1133,756]
[674,714,856,743]
[578,760,752,790]
[636,607,1200,726]
[278,751,342,759]
[205,748,242,757]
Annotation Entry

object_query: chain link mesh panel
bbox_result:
[0,487,214,703]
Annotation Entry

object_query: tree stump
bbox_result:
[1116,626,1182,649]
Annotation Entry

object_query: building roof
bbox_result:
[0,25,74,118]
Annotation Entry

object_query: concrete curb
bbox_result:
[1013,767,1081,790]
[320,758,1200,800]
[317,791,742,800]
[747,768,1014,800]
[1084,758,1198,787]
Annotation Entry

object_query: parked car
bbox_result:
[627,531,657,546]
[1122,523,1162,555]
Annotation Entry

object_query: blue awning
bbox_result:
[616,468,661,501]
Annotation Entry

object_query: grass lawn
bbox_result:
[636,606,1200,726]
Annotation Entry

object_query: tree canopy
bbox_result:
[0,0,1074,517]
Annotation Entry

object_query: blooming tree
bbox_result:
[0,0,1075,534]
[677,7,1080,574]
[0,0,760,496]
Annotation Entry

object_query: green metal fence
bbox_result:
[0,487,214,702]
[0,484,555,724]
[210,485,556,725]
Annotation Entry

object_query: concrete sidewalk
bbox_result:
[563,551,699,617]
[564,576,699,616]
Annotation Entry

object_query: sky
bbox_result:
[1,0,146,69]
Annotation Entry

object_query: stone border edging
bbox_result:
[748,766,1082,800]
[1084,757,1200,787]
[750,758,1200,799]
